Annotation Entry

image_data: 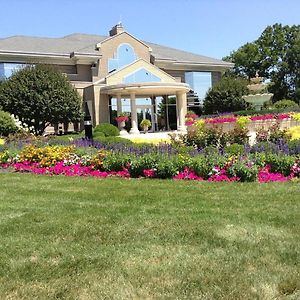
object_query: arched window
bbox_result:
[108,43,136,72]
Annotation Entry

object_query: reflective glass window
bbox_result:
[185,72,212,104]
[123,68,161,83]
[108,43,136,72]
[0,63,27,79]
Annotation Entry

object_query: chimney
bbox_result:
[109,22,124,36]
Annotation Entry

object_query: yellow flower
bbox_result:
[236,116,250,129]
[287,126,300,140]
[291,112,300,122]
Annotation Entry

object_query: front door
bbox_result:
[136,105,155,132]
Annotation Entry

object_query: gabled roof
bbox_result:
[96,31,150,49]
[95,58,177,85]
[0,33,232,67]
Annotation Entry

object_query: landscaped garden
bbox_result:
[0,22,299,298]
[1,112,300,183]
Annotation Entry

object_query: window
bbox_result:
[108,43,136,72]
[185,72,212,105]
[123,68,161,83]
[0,63,27,79]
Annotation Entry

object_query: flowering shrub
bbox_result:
[291,160,300,177]
[227,160,258,182]
[292,113,300,122]
[143,169,156,178]
[0,150,9,163]
[185,111,198,126]
[236,116,250,129]
[19,145,75,167]
[201,112,298,125]
[173,167,203,181]
[258,166,291,183]
[206,116,237,124]
[287,126,300,140]
[1,142,299,183]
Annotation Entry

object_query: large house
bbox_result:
[0,23,233,133]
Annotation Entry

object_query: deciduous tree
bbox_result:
[0,65,82,135]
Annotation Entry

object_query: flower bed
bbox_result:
[1,143,299,183]
[202,112,299,125]
[187,112,300,133]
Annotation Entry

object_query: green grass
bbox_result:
[0,173,299,299]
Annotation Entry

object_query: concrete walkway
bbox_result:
[120,130,180,141]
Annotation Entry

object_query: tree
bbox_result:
[203,76,249,114]
[0,65,82,135]
[224,23,300,103]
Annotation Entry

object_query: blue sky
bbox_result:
[0,0,299,59]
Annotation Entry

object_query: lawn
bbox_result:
[0,173,299,299]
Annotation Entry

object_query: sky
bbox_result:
[0,0,299,59]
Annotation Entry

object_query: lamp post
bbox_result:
[84,115,93,140]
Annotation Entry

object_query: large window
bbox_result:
[123,68,161,83]
[0,63,27,79]
[108,43,137,73]
[185,72,212,105]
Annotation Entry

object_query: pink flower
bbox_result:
[173,168,203,181]
[258,166,291,183]
[115,116,129,123]
[206,117,237,124]
[143,169,156,178]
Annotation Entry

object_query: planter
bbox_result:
[143,126,149,134]
[118,121,128,136]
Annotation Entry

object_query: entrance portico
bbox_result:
[101,82,190,133]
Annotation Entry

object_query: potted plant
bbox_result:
[140,119,152,133]
[115,113,129,135]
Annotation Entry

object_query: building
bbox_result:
[0,23,233,133]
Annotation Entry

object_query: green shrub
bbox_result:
[129,154,159,177]
[190,156,212,179]
[273,99,299,109]
[102,153,131,172]
[287,139,300,152]
[93,131,105,138]
[94,123,119,137]
[227,161,258,182]
[227,127,249,144]
[225,143,245,155]
[0,111,17,136]
[190,155,227,179]
[185,126,228,149]
[156,158,178,179]
[264,154,295,176]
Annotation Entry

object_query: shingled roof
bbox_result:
[0,33,231,66]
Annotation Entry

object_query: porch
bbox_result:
[100,82,190,134]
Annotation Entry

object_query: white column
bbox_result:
[116,93,122,115]
[176,91,187,133]
[129,93,140,134]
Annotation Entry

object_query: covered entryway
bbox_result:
[101,82,190,134]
